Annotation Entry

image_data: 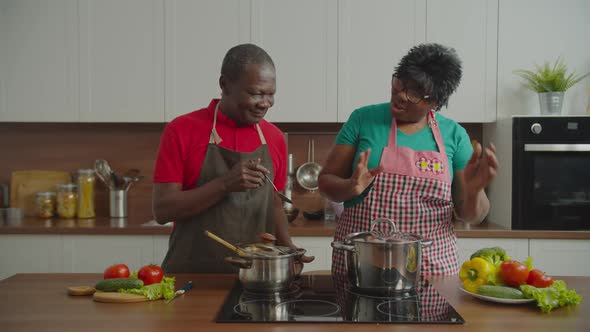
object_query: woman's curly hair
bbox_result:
[394,43,462,111]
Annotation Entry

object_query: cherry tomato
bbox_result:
[138,264,164,285]
[526,269,554,288]
[103,264,130,279]
[499,260,530,287]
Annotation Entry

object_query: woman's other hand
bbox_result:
[463,142,498,194]
[350,149,384,195]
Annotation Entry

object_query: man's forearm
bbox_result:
[153,178,228,223]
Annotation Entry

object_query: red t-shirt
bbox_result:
[153,99,287,191]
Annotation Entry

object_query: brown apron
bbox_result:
[161,103,276,273]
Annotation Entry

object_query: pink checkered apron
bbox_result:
[332,111,459,311]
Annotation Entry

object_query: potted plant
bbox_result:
[514,57,589,115]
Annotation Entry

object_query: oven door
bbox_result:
[513,143,590,230]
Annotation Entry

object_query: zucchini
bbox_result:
[477,285,524,299]
[95,278,143,292]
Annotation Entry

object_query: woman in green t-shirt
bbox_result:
[319,43,498,289]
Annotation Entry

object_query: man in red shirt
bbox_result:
[153,44,312,273]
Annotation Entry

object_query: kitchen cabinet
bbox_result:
[62,235,154,272]
[164,0,250,121]
[78,0,165,122]
[0,235,63,280]
[426,0,498,123]
[250,0,338,123]
[529,239,590,276]
[292,236,333,272]
[337,0,426,122]
[456,238,529,264]
[0,0,78,122]
[338,0,497,123]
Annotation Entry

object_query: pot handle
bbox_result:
[224,256,252,269]
[420,238,434,247]
[370,218,398,237]
[331,241,355,252]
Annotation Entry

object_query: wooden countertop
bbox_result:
[0,273,587,332]
[1,216,590,239]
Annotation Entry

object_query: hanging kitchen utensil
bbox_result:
[263,173,293,204]
[296,139,322,191]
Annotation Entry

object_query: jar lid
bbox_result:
[36,191,56,197]
[78,169,95,175]
[57,183,77,190]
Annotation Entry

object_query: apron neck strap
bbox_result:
[209,102,267,145]
[387,110,445,152]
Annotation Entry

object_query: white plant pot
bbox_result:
[538,92,564,115]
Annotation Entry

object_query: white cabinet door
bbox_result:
[165,0,250,121]
[0,0,78,122]
[154,234,169,266]
[250,0,338,122]
[78,0,165,122]
[292,236,333,272]
[62,235,154,273]
[529,239,590,276]
[338,0,426,122]
[456,238,529,264]
[426,0,498,122]
[0,235,63,280]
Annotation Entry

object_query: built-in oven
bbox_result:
[512,116,590,230]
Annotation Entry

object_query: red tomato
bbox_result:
[499,260,530,287]
[138,264,164,285]
[526,269,554,288]
[103,264,130,279]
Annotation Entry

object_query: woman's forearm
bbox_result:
[456,189,490,225]
[318,173,356,203]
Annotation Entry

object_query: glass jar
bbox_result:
[56,183,78,219]
[77,169,96,218]
[35,192,56,218]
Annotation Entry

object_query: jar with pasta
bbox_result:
[56,183,78,219]
[35,192,56,218]
[77,169,96,218]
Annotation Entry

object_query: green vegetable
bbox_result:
[95,278,143,292]
[478,285,524,299]
[470,247,510,266]
[520,280,583,313]
[120,275,176,300]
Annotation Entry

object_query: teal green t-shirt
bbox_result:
[336,102,473,207]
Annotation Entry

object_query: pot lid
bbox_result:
[346,218,423,243]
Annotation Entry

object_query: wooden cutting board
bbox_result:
[10,170,72,216]
[93,291,152,303]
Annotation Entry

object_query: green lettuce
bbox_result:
[119,274,176,300]
[519,280,582,313]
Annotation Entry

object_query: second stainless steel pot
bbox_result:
[225,246,306,292]
[332,218,432,294]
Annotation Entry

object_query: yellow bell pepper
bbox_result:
[459,257,495,293]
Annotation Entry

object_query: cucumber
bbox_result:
[95,278,143,292]
[477,285,524,299]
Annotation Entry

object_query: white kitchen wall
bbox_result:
[485,0,590,229]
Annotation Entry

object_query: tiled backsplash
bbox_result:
[0,123,481,223]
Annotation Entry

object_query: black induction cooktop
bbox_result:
[215,274,464,324]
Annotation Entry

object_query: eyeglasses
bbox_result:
[391,76,430,104]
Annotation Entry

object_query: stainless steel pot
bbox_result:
[331,218,432,294]
[225,246,306,292]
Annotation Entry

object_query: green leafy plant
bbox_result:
[514,57,589,92]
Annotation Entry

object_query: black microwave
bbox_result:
[512,116,590,230]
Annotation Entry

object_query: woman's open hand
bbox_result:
[350,149,383,196]
[463,142,498,194]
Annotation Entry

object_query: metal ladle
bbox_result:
[296,139,322,191]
